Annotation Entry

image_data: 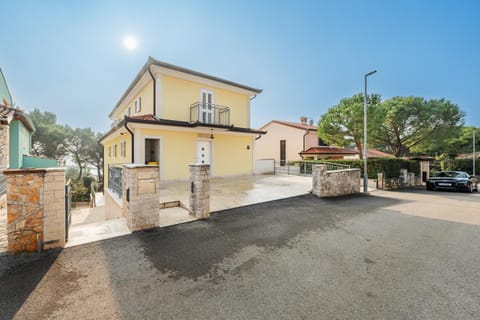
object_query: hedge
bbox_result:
[439,159,479,175]
[295,158,420,179]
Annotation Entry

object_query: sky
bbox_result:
[1,0,479,133]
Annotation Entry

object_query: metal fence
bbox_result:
[275,160,351,176]
[108,165,123,198]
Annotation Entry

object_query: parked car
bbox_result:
[426,171,478,192]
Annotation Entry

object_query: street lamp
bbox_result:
[363,70,377,193]
[473,127,476,176]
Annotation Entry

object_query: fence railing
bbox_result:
[108,165,123,198]
[275,160,350,176]
[190,102,230,126]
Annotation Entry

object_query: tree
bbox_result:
[371,97,464,157]
[62,127,97,180]
[29,108,69,160]
[317,93,382,159]
[86,132,104,185]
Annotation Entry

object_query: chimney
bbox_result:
[300,116,307,125]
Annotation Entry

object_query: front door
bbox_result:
[200,90,214,124]
[196,141,211,165]
[280,140,286,166]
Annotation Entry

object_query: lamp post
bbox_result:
[363,70,377,193]
[473,127,476,176]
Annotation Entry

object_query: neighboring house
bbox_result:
[0,68,56,173]
[300,147,395,160]
[255,117,325,164]
[100,56,264,188]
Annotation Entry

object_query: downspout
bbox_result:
[147,66,157,117]
[303,130,308,151]
[248,94,257,128]
[124,120,134,163]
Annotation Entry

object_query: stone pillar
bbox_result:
[311,165,327,197]
[4,169,45,252]
[43,168,66,249]
[400,169,408,185]
[122,164,160,231]
[189,164,210,219]
[408,172,416,187]
[377,172,384,190]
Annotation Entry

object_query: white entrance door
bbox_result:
[196,141,211,165]
[200,90,214,124]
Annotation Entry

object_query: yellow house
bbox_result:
[100,57,263,188]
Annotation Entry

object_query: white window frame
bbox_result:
[134,97,142,113]
[199,89,214,124]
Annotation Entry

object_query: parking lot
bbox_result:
[1,188,479,320]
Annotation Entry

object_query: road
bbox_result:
[1,188,479,320]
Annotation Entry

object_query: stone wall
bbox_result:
[122,164,160,231]
[104,188,123,220]
[43,169,66,249]
[3,168,66,252]
[4,169,44,252]
[312,165,361,198]
[189,164,210,219]
[0,124,9,207]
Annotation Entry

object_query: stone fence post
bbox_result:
[189,164,210,219]
[312,165,327,197]
[377,172,384,190]
[3,168,65,252]
[122,164,160,231]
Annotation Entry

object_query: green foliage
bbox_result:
[372,97,464,157]
[29,108,104,182]
[71,179,90,202]
[437,158,479,175]
[29,108,70,159]
[424,126,479,158]
[317,93,382,158]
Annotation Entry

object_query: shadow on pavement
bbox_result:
[135,193,407,280]
[0,249,62,320]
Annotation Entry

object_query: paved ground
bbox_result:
[1,188,479,320]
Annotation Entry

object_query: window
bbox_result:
[114,144,117,157]
[126,106,131,116]
[120,141,126,157]
[135,97,141,113]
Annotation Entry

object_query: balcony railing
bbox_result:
[108,165,122,198]
[190,102,230,126]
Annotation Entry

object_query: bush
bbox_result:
[440,159,479,175]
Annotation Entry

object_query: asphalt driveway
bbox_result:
[1,189,479,320]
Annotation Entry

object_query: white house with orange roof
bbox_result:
[255,117,324,164]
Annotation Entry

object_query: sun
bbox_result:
[123,36,138,51]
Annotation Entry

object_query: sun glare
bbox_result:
[123,36,138,51]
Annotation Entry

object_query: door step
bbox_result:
[159,200,192,214]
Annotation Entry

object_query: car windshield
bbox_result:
[436,171,467,178]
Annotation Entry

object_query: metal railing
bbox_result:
[108,165,123,198]
[275,160,351,176]
[190,102,230,126]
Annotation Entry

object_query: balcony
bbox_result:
[190,102,230,126]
